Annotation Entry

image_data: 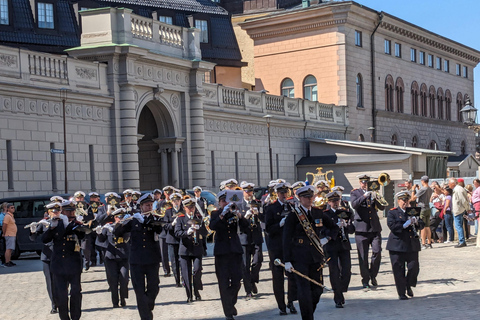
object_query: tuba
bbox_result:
[378,172,391,186]
[369,172,390,208]
[158,200,173,218]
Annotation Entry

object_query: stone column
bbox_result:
[171,147,180,188]
[119,84,140,189]
[160,148,169,187]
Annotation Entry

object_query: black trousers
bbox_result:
[268,248,296,311]
[168,243,180,284]
[241,244,263,294]
[159,237,170,274]
[81,233,95,267]
[389,250,419,297]
[355,232,382,285]
[43,261,57,310]
[326,249,351,304]
[130,263,160,320]
[179,255,203,299]
[105,258,129,306]
[215,253,243,318]
[52,272,82,320]
[293,261,323,320]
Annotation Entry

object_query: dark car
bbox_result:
[185,190,217,207]
[254,187,268,201]
[0,194,70,259]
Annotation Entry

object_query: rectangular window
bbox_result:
[410,48,416,62]
[50,142,57,191]
[419,51,425,65]
[384,39,391,54]
[38,2,54,29]
[456,63,461,76]
[463,66,468,78]
[195,19,208,43]
[203,71,211,83]
[355,30,362,47]
[436,57,442,70]
[159,16,172,25]
[427,54,433,68]
[0,0,8,25]
[394,43,401,57]
[7,140,13,190]
[444,60,449,73]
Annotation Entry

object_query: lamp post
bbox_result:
[59,88,69,194]
[264,115,273,180]
[460,97,479,131]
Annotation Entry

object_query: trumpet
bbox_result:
[24,219,50,230]
[336,209,350,243]
[188,218,202,246]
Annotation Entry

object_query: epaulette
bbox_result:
[351,188,358,191]
[390,207,397,211]
[177,214,185,217]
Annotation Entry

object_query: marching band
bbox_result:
[27,170,427,320]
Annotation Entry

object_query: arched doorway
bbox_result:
[137,100,181,190]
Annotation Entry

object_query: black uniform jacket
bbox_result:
[115,215,162,265]
[350,188,384,233]
[175,212,208,257]
[97,223,130,260]
[386,207,425,252]
[265,200,289,252]
[210,209,248,256]
[162,207,182,245]
[42,220,85,275]
[283,206,335,264]
[156,199,168,238]
[238,201,263,246]
[323,208,355,252]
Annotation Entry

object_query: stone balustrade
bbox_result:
[202,83,348,125]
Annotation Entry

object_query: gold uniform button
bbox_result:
[228,236,231,239]
[62,255,65,258]
[143,245,146,248]
[143,239,146,241]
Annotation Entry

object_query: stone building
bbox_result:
[240,1,480,155]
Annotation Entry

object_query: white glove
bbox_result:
[39,220,50,227]
[320,237,329,245]
[411,216,418,224]
[336,220,346,228]
[221,203,233,217]
[279,217,286,227]
[187,227,195,235]
[403,219,412,228]
[50,219,59,228]
[364,191,372,198]
[30,224,37,233]
[105,224,114,233]
[76,215,84,222]
[172,217,178,226]
[244,210,253,219]
[284,262,294,273]
[96,227,103,235]
[133,212,144,223]
[193,224,200,230]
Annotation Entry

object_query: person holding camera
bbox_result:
[210,190,249,320]
[386,191,424,300]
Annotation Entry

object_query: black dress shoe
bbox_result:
[279,309,288,315]
[186,298,193,304]
[406,287,414,297]
[371,278,378,286]
[164,273,172,277]
[85,263,90,271]
[176,282,182,288]
[245,293,252,300]
[233,307,237,316]
[50,308,58,314]
[121,299,126,307]
[399,295,409,300]
[226,317,235,320]
[251,283,258,294]
[335,302,344,308]
[195,294,202,301]
[113,304,120,308]
[362,283,370,289]
[287,302,297,314]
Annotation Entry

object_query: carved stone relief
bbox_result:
[75,67,97,80]
[0,54,17,68]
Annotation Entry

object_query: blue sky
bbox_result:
[356,0,480,106]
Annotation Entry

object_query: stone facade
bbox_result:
[240,1,480,155]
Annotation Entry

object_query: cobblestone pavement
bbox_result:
[1,218,480,320]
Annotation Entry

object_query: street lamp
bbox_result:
[59,88,69,194]
[263,115,273,180]
[460,97,480,133]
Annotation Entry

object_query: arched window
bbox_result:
[411,81,419,115]
[358,134,365,142]
[445,139,451,151]
[412,136,418,148]
[437,88,444,120]
[356,74,363,108]
[391,134,398,145]
[303,75,317,101]
[281,78,294,98]
[461,140,466,155]
[395,77,404,113]
[420,83,427,117]
[385,75,394,111]
[445,90,452,120]
[457,92,463,122]
[428,85,435,118]
[429,140,438,150]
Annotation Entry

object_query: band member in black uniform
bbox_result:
[95,192,120,266]
[238,181,263,298]
[193,186,209,256]
[323,190,355,308]
[291,181,306,205]
[29,202,62,314]
[387,191,424,300]
[97,208,130,308]
[264,182,297,315]
[224,178,239,190]
[80,192,100,270]
[157,186,175,277]
[175,198,207,303]
[210,190,249,320]
[162,192,183,287]
[42,199,86,320]
[131,191,141,213]
[283,185,336,320]
[73,191,86,204]
[114,193,162,320]
[350,174,384,288]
